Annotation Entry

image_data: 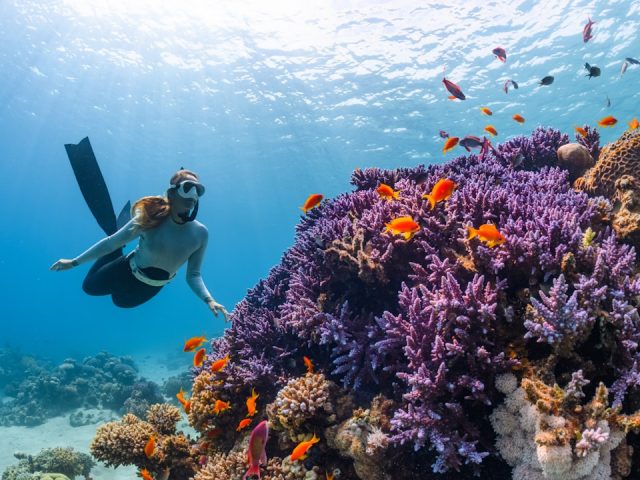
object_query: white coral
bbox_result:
[490,374,624,480]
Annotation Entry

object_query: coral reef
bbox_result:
[90,128,640,479]
[1,448,94,480]
[0,352,164,426]
[89,404,194,480]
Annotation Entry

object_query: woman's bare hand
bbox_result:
[50,259,77,271]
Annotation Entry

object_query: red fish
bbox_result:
[597,115,617,127]
[384,216,420,240]
[376,183,400,200]
[583,17,595,43]
[484,125,498,136]
[480,107,492,116]
[492,47,507,62]
[183,335,207,352]
[139,469,153,480]
[210,354,230,373]
[628,118,639,130]
[303,356,314,373]
[243,420,269,480]
[422,178,456,210]
[246,388,259,417]
[193,348,206,367]
[301,194,323,214]
[291,433,320,461]
[575,126,588,137]
[144,435,156,458]
[467,224,506,248]
[442,136,459,154]
[213,399,231,414]
[442,77,466,100]
[512,114,525,124]
[237,418,252,431]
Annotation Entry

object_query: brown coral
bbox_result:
[147,403,182,435]
[324,226,387,285]
[267,373,331,436]
[90,413,155,467]
[574,129,640,198]
[610,174,640,248]
[194,450,246,480]
[556,143,595,182]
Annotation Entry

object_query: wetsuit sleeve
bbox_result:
[72,219,141,265]
[186,228,214,303]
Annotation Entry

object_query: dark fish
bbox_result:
[442,76,466,100]
[605,95,611,108]
[439,130,450,138]
[583,17,595,43]
[626,57,640,65]
[459,135,483,152]
[584,62,600,79]
[539,75,554,86]
[503,79,519,94]
[511,153,525,168]
[492,47,507,62]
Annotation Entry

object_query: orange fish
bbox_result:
[447,95,457,100]
[246,388,259,417]
[467,223,506,248]
[213,399,231,414]
[176,387,188,407]
[376,183,400,200]
[193,348,206,367]
[484,125,498,136]
[326,473,334,480]
[210,354,230,373]
[144,435,156,458]
[480,107,493,116]
[139,469,153,480]
[629,117,639,130]
[301,194,323,214]
[290,433,320,461]
[512,114,525,124]
[383,216,420,240]
[184,400,191,414]
[597,115,617,127]
[442,136,459,154]
[575,126,588,137]
[183,335,207,352]
[303,356,314,373]
[237,418,252,431]
[422,178,456,210]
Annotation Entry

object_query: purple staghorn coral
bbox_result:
[575,124,601,161]
[196,128,640,476]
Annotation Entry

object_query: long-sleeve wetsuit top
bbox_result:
[72,217,213,302]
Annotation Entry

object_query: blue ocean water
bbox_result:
[0,0,638,361]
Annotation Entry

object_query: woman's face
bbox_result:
[170,175,200,214]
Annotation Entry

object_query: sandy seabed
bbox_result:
[0,354,194,478]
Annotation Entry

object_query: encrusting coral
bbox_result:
[1,448,94,480]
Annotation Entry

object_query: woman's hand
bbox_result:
[50,259,77,271]
[207,299,231,322]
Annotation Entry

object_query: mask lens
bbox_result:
[176,181,205,197]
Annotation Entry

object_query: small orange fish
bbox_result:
[184,400,191,414]
[326,473,334,480]
[629,117,639,130]
[183,335,207,352]
[597,115,617,127]
[301,194,323,214]
[303,356,314,373]
[467,223,506,248]
[442,136,459,154]
[376,183,400,200]
[383,216,420,240]
[144,435,156,458]
[246,388,259,417]
[210,354,230,373]
[575,126,588,137]
[139,469,153,480]
[193,348,206,367]
[176,387,188,406]
[480,107,493,116]
[447,95,457,100]
[291,433,320,461]
[237,418,252,431]
[512,114,525,124]
[422,178,456,210]
[213,399,231,414]
[484,125,498,136]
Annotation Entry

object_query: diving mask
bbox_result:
[173,180,205,200]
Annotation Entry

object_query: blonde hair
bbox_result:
[132,169,200,230]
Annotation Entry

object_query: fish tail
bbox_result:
[403,232,413,240]
[393,191,400,200]
[243,465,260,480]
[467,227,478,240]
[423,194,435,210]
[300,206,307,214]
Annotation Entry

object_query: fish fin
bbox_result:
[423,194,435,210]
[585,62,590,70]
[403,232,413,240]
[393,191,400,200]
[467,227,477,240]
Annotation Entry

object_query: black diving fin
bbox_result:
[64,137,119,236]
[117,200,132,229]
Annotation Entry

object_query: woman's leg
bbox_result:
[82,249,124,296]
